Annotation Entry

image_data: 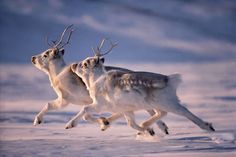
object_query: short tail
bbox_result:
[168,73,182,90]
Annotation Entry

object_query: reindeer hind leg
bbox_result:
[146,109,169,134]
[170,103,215,132]
[124,112,155,136]
[65,105,96,129]
[140,110,167,135]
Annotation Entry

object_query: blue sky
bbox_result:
[0,0,236,63]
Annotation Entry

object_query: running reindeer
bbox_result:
[31,25,169,135]
[67,39,215,135]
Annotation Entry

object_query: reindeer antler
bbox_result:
[54,24,74,49]
[45,25,74,49]
[92,38,118,57]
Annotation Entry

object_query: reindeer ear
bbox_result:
[95,57,100,65]
[59,48,65,55]
[100,58,105,63]
[45,50,50,55]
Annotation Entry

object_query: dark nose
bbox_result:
[71,63,78,72]
[31,56,36,64]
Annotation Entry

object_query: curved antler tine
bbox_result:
[54,24,74,48]
[99,40,118,56]
[57,27,74,49]
[92,47,96,54]
[45,36,53,47]
[92,46,101,57]
[52,40,57,45]
[99,38,106,50]
[92,38,117,57]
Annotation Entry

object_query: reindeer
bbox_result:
[31,25,169,135]
[66,40,215,135]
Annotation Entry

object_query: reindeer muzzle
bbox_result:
[31,56,36,64]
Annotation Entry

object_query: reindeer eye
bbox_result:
[83,63,87,68]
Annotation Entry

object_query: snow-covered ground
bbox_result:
[0,61,236,156]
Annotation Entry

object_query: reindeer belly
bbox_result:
[104,86,178,112]
[95,80,176,112]
[105,89,154,112]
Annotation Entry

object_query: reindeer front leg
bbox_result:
[140,110,167,134]
[96,113,123,131]
[124,110,167,136]
[82,113,115,130]
[146,109,169,134]
[33,98,68,125]
[66,105,123,130]
[65,105,96,129]
[124,111,155,136]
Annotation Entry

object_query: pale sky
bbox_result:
[0,0,236,63]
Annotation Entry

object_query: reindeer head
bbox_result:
[71,38,117,82]
[31,25,74,73]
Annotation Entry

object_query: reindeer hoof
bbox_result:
[137,128,155,136]
[65,125,70,129]
[101,124,110,131]
[33,116,42,126]
[137,132,142,135]
[158,122,169,135]
[147,128,155,136]
[103,120,110,126]
[210,126,215,132]
[65,125,73,129]
[205,122,215,132]
[209,123,215,132]
[65,121,76,129]
[99,117,110,131]
[99,117,110,126]
[165,128,169,135]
